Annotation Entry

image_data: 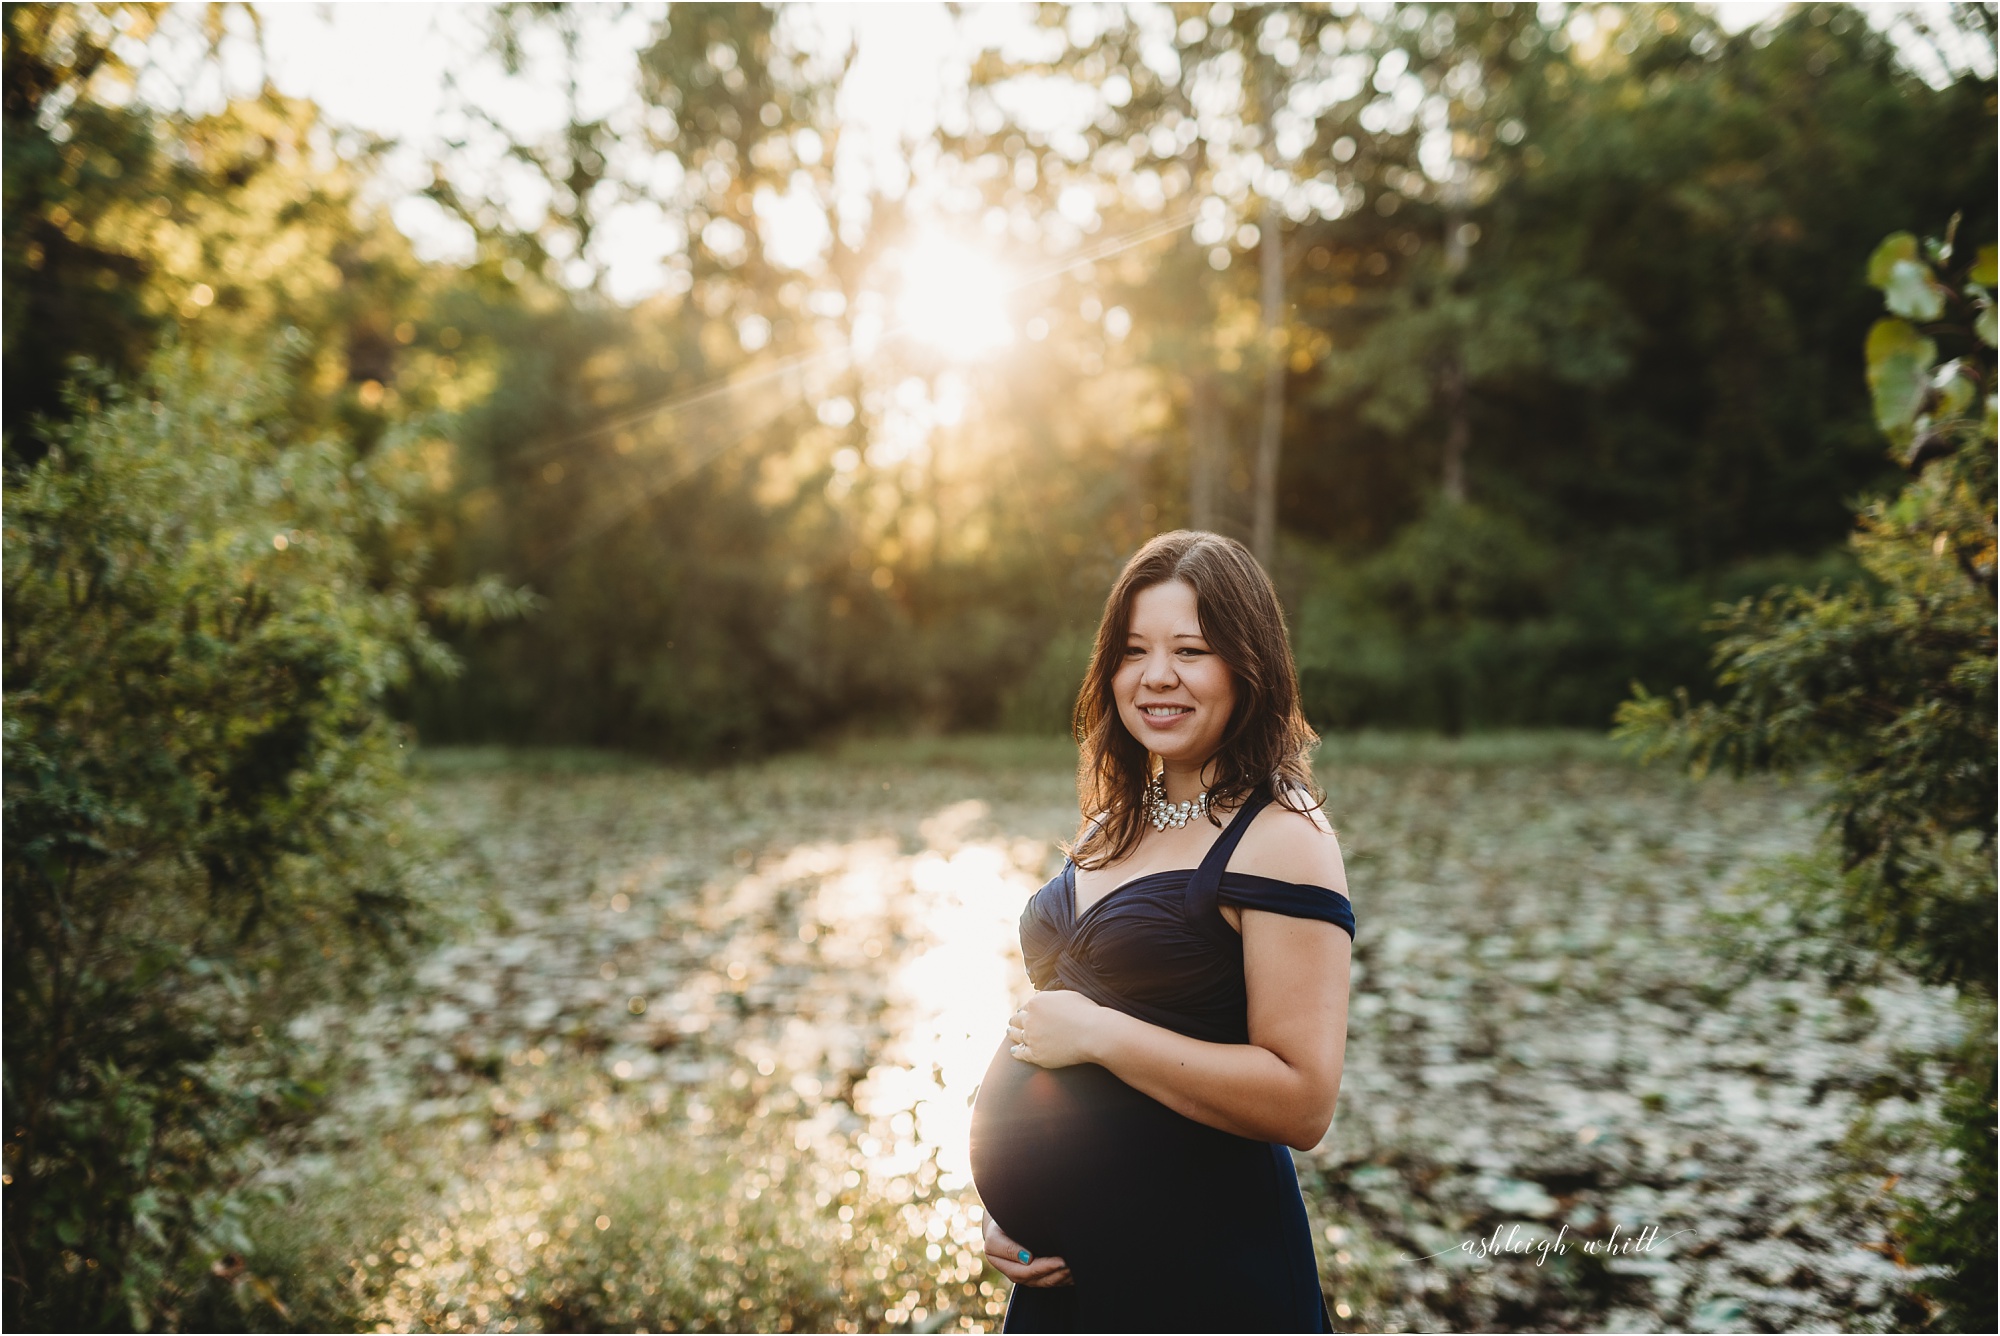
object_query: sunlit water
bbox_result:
[851,819,1035,1191]
[282,783,1054,1331]
[702,797,1036,1192]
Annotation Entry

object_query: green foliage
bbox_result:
[218,1079,991,1334]
[1617,228,1996,994]
[1291,514,1866,736]
[1902,1035,1998,1333]
[1281,5,1995,728]
[1295,500,1561,734]
[1026,2,1995,736]
[1870,232,1950,323]
[1617,225,1995,1327]
[998,628,1095,736]
[1867,314,1943,445]
[12,3,1997,756]
[3,4,168,449]
[4,4,458,462]
[1,347,459,1329]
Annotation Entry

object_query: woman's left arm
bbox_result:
[1008,816,1352,1151]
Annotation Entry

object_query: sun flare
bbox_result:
[893,237,1015,359]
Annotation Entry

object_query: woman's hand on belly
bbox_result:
[983,1214,1072,1288]
[1007,991,1111,1070]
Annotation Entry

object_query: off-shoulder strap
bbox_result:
[1215,875,1356,938]
[1185,785,1274,918]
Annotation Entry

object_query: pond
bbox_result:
[241,736,1963,1333]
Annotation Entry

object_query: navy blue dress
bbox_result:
[968,787,1356,1333]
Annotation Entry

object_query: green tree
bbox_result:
[944,5,1994,733]
[4,3,465,461]
[406,3,1158,755]
[4,3,169,451]
[1,346,491,1329]
[1617,226,1996,1328]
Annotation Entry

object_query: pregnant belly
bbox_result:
[968,1035,1202,1256]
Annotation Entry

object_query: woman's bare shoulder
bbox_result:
[1233,795,1348,896]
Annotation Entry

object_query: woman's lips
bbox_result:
[1136,704,1194,730]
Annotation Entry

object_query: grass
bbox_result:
[1311,727,1630,768]
[409,746,669,778]
[221,732,1964,1333]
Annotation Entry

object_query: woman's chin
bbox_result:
[1124,716,1210,757]
[1143,733,1217,767]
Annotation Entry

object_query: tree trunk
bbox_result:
[1189,371,1222,532]
[1441,356,1468,504]
[1251,188,1285,567]
[1441,205,1470,504]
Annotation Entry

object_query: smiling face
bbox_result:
[1113,579,1237,776]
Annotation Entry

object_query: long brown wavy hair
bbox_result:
[1069,530,1322,869]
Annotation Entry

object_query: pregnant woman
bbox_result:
[969,530,1355,1332]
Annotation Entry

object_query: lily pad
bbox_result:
[1688,1295,1749,1332]
[1484,1177,1561,1218]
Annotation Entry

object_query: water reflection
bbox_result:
[283,776,1056,1332]
[852,815,1037,1192]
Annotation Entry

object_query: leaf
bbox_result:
[1971,244,1997,288]
[1866,233,1919,287]
[1868,233,1946,321]
[1932,362,1975,422]
[1864,319,1937,443]
[1976,303,1996,351]
[426,576,544,629]
[1885,262,1946,321]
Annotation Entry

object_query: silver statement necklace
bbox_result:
[1144,773,1211,831]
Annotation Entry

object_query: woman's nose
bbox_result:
[1140,651,1178,687]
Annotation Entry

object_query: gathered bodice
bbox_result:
[1018,789,1356,1045]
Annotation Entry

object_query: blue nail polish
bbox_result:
[1018,1249,1032,1264]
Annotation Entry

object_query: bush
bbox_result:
[1287,503,1837,735]
[1,347,494,1328]
[1617,228,1995,1328]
